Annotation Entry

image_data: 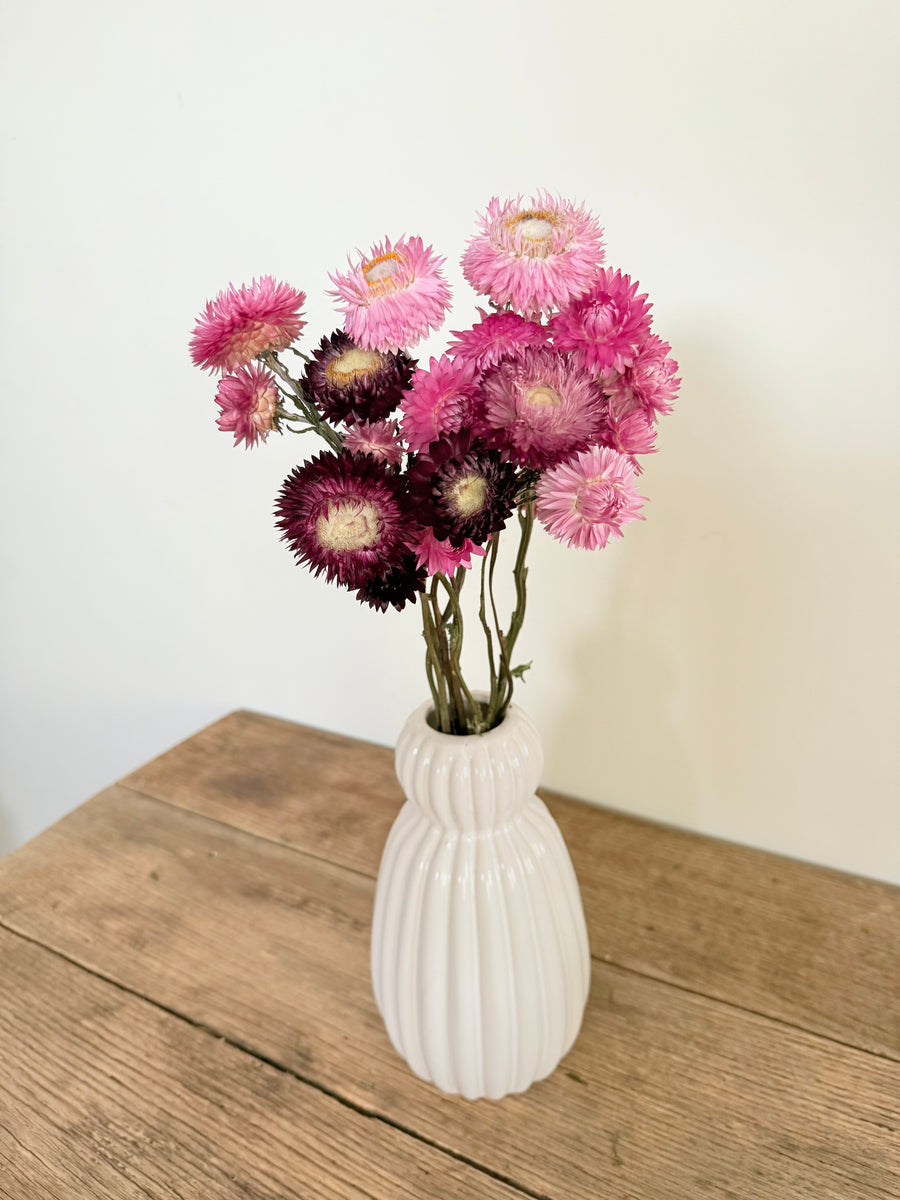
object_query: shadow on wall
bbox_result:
[540,332,886,863]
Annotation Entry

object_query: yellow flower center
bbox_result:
[524,385,562,409]
[508,209,560,259]
[316,500,381,552]
[325,347,384,389]
[447,472,487,518]
[363,252,404,296]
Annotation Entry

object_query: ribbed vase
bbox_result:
[371,699,591,1100]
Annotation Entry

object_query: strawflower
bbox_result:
[329,235,452,352]
[407,432,518,547]
[536,445,646,550]
[356,555,426,613]
[400,355,482,453]
[461,192,605,318]
[303,330,414,424]
[343,419,404,466]
[214,364,279,448]
[276,451,415,589]
[412,527,487,577]
[190,276,306,374]
[600,334,680,419]
[550,268,652,375]
[446,309,548,372]
[480,347,604,470]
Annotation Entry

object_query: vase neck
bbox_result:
[394,701,544,833]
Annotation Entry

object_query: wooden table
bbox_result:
[1,711,898,1199]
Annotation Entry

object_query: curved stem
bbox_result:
[261,352,343,452]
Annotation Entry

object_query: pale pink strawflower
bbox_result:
[329,235,452,352]
[446,309,548,372]
[480,347,605,469]
[190,277,306,374]
[412,527,487,577]
[343,419,404,466]
[461,192,605,319]
[600,334,680,419]
[400,355,482,453]
[214,364,279,448]
[536,445,646,550]
[598,406,658,472]
[550,268,652,375]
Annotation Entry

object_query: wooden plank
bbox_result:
[121,710,900,1058]
[0,927,525,1200]
[1,789,897,1200]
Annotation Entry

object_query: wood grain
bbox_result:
[121,709,900,1059]
[0,926,526,1200]
[2,788,897,1200]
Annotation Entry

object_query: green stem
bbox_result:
[478,544,499,724]
[420,594,450,732]
[497,502,534,721]
[435,572,486,734]
[261,352,343,452]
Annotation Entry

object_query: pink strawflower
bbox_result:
[190,277,306,374]
[598,405,658,472]
[550,268,652,375]
[213,364,279,448]
[329,235,452,352]
[446,309,548,372]
[343,419,404,466]
[400,355,482,453]
[601,334,680,419]
[413,527,487,577]
[480,347,605,470]
[536,445,646,551]
[461,192,605,319]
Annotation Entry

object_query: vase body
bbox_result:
[371,699,591,1100]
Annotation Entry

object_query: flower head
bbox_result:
[412,527,487,577]
[213,364,279,448]
[276,451,415,589]
[536,445,646,550]
[342,418,404,466]
[355,555,426,613]
[329,235,452,352]
[190,277,306,374]
[601,334,680,419]
[597,405,658,472]
[303,330,414,424]
[480,347,605,470]
[446,309,548,372]
[399,355,482,453]
[550,268,652,375]
[407,431,518,547]
[461,193,605,318]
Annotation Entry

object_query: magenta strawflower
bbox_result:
[213,364,279,449]
[446,309,548,372]
[601,334,680,419]
[400,355,482,453]
[303,330,414,424]
[276,451,415,589]
[536,445,646,550]
[329,235,452,353]
[461,193,605,319]
[480,347,604,470]
[190,277,306,374]
[412,527,487,577]
[550,268,652,375]
[343,419,404,466]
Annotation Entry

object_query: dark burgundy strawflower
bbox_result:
[275,450,415,589]
[407,431,518,548]
[356,555,426,612]
[303,329,415,424]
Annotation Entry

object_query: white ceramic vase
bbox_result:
[371,699,591,1101]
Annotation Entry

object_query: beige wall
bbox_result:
[1,0,898,881]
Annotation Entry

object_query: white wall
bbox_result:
[1,0,898,882]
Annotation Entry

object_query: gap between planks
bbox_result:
[113,780,900,1068]
[0,920,552,1200]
